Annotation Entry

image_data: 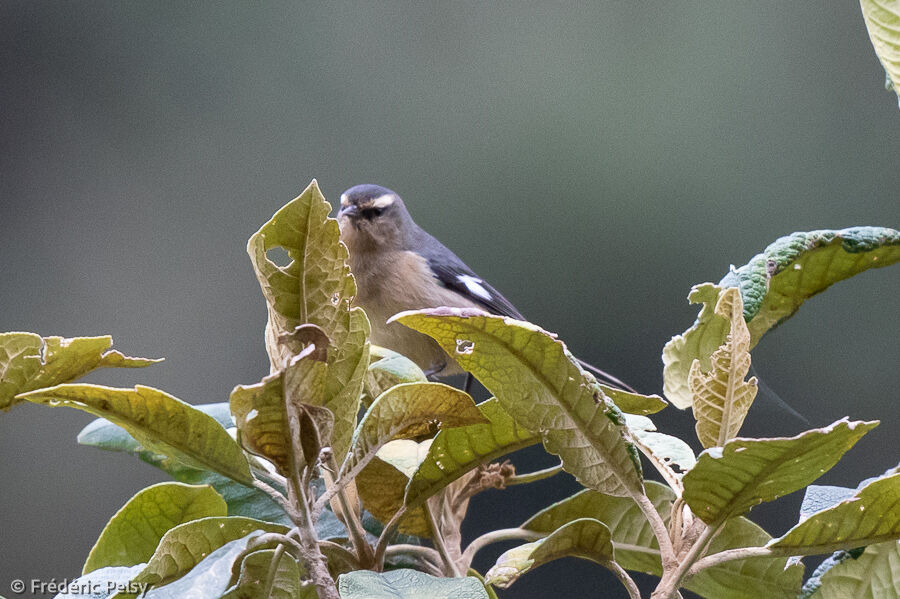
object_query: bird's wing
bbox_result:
[415,232,525,320]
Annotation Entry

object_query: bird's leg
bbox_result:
[423,360,447,380]
[463,373,474,395]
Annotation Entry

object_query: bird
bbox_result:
[336,183,633,392]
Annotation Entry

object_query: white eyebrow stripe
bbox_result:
[340,193,350,206]
[370,194,396,209]
[458,274,492,301]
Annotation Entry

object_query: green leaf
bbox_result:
[689,517,803,599]
[689,287,758,448]
[83,483,227,574]
[126,517,288,592]
[808,540,900,599]
[771,472,900,554]
[21,384,253,485]
[405,398,538,509]
[520,481,674,575]
[0,332,159,410]
[664,227,900,408]
[222,549,315,599]
[395,310,642,497]
[599,384,668,415]
[247,180,371,462]
[684,419,878,526]
[860,0,900,103]
[364,346,427,406]
[337,569,489,599]
[78,408,296,528]
[339,382,485,486]
[485,518,614,588]
[356,441,432,537]
[230,341,329,479]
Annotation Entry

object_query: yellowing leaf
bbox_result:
[0,332,159,410]
[689,287,758,448]
[356,441,432,537]
[20,384,253,485]
[396,310,642,497]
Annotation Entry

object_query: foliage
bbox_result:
[2,178,897,599]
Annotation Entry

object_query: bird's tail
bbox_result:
[576,358,637,393]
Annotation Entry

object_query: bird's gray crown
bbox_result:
[340,184,400,210]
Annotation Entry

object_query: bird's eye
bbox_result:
[364,207,384,219]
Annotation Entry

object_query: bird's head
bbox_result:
[338,184,414,251]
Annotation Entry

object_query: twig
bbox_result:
[319,540,362,571]
[504,463,564,486]
[262,544,287,598]
[600,559,642,599]
[632,493,677,570]
[461,527,545,566]
[373,508,407,571]
[252,479,297,521]
[384,544,444,576]
[324,456,375,567]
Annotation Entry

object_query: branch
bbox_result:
[600,559,642,599]
[632,493,677,570]
[426,502,463,577]
[373,508,407,571]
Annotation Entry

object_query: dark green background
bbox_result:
[1,3,897,597]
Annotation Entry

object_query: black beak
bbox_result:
[338,204,359,219]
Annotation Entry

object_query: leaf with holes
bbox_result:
[861,0,900,103]
[404,398,538,509]
[338,382,485,489]
[247,180,371,462]
[683,419,878,526]
[689,287,758,448]
[770,472,900,554]
[338,569,489,599]
[624,414,696,485]
[395,310,642,497]
[0,332,159,410]
[20,384,253,485]
[663,227,900,408]
[485,518,614,588]
[83,483,226,574]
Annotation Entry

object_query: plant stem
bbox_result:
[287,476,340,599]
[373,508,406,571]
[384,544,444,576]
[504,463,564,485]
[252,479,298,521]
[325,456,375,568]
[600,559,642,599]
[632,493,677,570]
[426,503,463,577]
[650,522,717,599]
[262,543,287,598]
[461,528,545,566]
[319,540,362,571]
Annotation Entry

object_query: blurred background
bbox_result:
[1,3,897,597]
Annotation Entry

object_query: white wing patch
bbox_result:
[457,274,492,301]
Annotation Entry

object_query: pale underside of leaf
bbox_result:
[356,442,432,537]
[690,287,758,448]
[815,540,900,599]
[337,569,489,599]
[19,384,253,485]
[860,0,900,105]
[396,310,643,498]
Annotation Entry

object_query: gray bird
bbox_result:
[337,183,632,390]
